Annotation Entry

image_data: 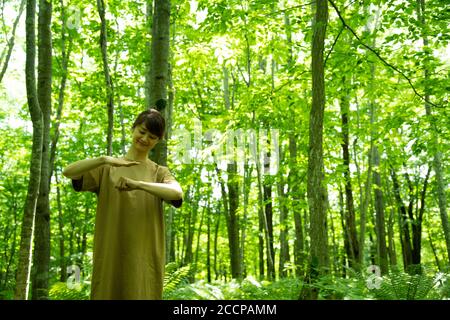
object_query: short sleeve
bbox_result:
[158,166,183,208]
[71,165,104,194]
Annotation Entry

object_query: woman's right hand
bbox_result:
[102,156,140,167]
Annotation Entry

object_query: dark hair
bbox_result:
[132,109,165,139]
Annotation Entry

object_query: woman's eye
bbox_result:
[140,131,146,134]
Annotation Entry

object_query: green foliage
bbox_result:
[163,263,193,298]
[370,269,446,300]
[305,269,450,300]
[49,282,90,300]
[164,277,302,300]
[1,0,450,301]
[305,274,369,300]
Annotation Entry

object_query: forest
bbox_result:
[0,0,449,300]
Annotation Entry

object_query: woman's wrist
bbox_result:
[99,156,109,165]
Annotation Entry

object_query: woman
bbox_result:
[63,109,183,300]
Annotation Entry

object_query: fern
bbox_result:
[163,262,192,297]
[371,269,438,300]
[49,282,90,300]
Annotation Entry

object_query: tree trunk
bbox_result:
[263,182,275,280]
[193,202,206,280]
[337,190,346,275]
[284,9,304,278]
[55,171,66,282]
[1,190,19,291]
[301,0,329,300]
[240,164,252,278]
[278,173,290,278]
[226,163,242,279]
[97,0,114,156]
[340,83,359,269]
[372,146,388,274]
[14,0,43,300]
[387,207,397,268]
[150,0,170,165]
[213,203,221,280]
[413,166,430,265]
[255,160,274,281]
[31,0,52,300]
[144,0,153,107]
[207,204,211,283]
[288,135,305,278]
[391,166,413,271]
[183,195,198,266]
[49,0,72,182]
[112,17,126,156]
[165,59,175,263]
[221,64,242,280]
[416,0,450,266]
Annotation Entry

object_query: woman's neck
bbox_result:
[125,146,148,162]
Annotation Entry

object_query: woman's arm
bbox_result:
[116,177,183,201]
[63,156,139,179]
[62,157,106,180]
[137,181,183,201]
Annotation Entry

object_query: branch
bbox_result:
[328,0,444,109]
[0,0,25,83]
[324,25,344,67]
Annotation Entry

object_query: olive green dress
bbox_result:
[72,158,181,300]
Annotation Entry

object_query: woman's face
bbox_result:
[132,123,160,152]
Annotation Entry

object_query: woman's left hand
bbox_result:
[115,176,140,191]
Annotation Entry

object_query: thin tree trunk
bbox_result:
[183,199,197,266]
[340,82,359,269]
[278,173,290,278]
[284,9,304,277]
[337,189,346,275]
[144,0,153,107]
[15,0,43,300]
[257,174,265,280]
[55,171,66,282]
[165,61,175,263]
[289,135,305,278]
[213,203,221,280]
[413,166,430,265]
[216,163,242,280]
[31,0,52,300]
[373,146,388,274]
[150,0,170,165]
[357,141,372,267]
[387,206,397,268]
[255,160,274,281]
[416,0,450,265]
[207,203,211,283]
[391,166,413,271]
[2,192,18,290]
[263,183,275,280]
[97,0,114,156]
[301,0,329,300]
[193,202,207,280]
[240,163,252,278]
[49,0,72,182]
[222,64,242,280]
[112,17,126,156]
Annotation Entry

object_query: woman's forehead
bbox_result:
[136,124,158,138]
[137,123,148,131]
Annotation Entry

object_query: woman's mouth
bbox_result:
[138,140,149,146]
